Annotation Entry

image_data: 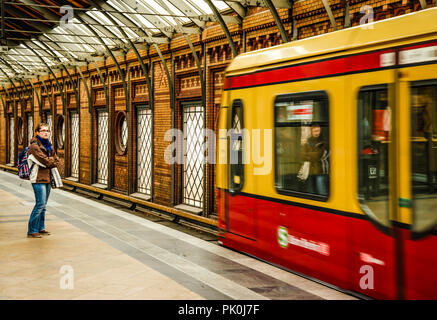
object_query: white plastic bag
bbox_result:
[297,161,310,181]
[51,167,63,188]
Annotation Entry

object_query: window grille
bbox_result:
[97,110,109,185]
[9,116,15,165]
[70,112,80,179]
[47,113,53,143]
[137,107,152,195]
[183,104,204,208]
[27,115,33,145]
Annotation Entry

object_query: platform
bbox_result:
[0,170,355,300]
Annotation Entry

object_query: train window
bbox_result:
[357,85,391,228]
[229,99,244,194]
[274,91,329,201]
[411,82,437,234]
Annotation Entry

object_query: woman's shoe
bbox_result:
[27,233,42,238]
[39,230,51,235]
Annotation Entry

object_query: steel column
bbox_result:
[0,61,26,116]
[204,0,238,57]
[265,0,289,43]
[27,80,40,119]
[40,78,53,119]
[322,0,338,31]
[88,4,154,194]
[345,0,351,28]
[23,44,67,139]
[0,85,7,117]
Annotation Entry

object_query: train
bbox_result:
[216,7,437,299]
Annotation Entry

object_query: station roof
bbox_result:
[0,0,293,84]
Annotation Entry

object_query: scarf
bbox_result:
[307,136,323,149]
[36,135,52,156]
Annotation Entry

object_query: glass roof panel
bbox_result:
[189,0,212,14]
[104,11,135,42]
[183,1,203,15]
[214,0,230,11]
[146,0,172,16]
[166,2,191,23]
[0,0,245,79]
[107,0,150,34]
[87,10,125,40]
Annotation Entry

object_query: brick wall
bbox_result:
[0,1,429,218]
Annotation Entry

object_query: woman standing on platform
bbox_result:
[27,123,59,238]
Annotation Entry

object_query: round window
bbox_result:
[17,117,24,145]
[57,115,65,149]
[115,112,128,155]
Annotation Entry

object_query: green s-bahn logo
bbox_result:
[277,226,289,248]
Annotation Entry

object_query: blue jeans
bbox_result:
[307,175,328,196]
[28,183,51,235]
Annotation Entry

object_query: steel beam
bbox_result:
[19,78,32,116]
[39,78,53,119]
[3,28,155,41]
[116,1,172,109]
[23,43,67,131]
[204,0,238,57]
[94,0,157,195]
[76,66,91,113]
[345,0,351,28]
[93,63,109,112]
[3,6,52,33]
[75,15,129,114]
[232,0,292,7]
[183,33,205,110]
[114,0,173,38]
[36,38,80,116]
[41,39,82,100]
[224,1,246,18]
[265,0,289,43]
[1,0,5,42]
[0,63,26,116]
[167,0,206,29]
[27,79,39,115]
[4,1,213,18]
[322,0,338,31]
[112,0,168,109]
[0,85,7,117]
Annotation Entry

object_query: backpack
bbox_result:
[17,146,35,180]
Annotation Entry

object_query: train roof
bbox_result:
[225,7,437,75]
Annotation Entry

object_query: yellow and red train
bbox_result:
[217,8,437,299]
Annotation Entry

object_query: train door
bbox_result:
[227,99,257,241]
[353,56,400,299]
[355,45,437,299]
[273,91,347,287]
[397,45,437,299]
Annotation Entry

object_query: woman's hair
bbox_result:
[35,123,50,133]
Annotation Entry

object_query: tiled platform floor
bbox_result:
[0,170,355,300]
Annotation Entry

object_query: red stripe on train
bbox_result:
[224,41,437,90]
[225,50,393,89]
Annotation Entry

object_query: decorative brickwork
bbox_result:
[0,2,429,218]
